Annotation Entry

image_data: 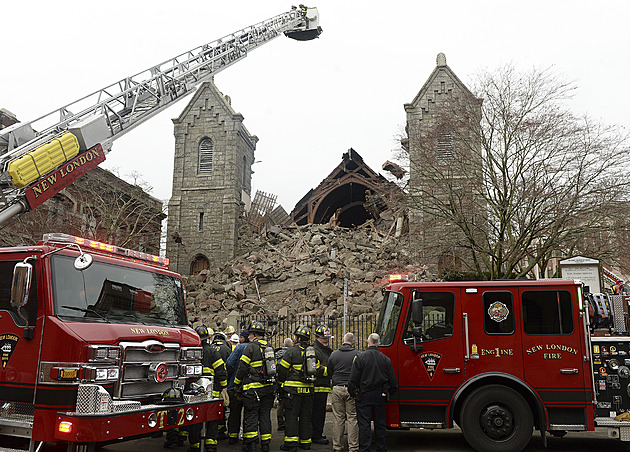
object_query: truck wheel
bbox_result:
[460,385,533,452]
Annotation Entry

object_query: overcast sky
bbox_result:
[2,1,628,213]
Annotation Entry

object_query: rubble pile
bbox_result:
[184,222,429,330]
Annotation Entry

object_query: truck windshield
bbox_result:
[376,290,404,346]
[51,255,187,326]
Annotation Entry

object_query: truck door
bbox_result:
[0,257,42,410]
[463,286,524,385]
[520,288,590,429]
[396,289,465,427]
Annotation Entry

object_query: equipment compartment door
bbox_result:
[396,289,465,426]
[520,288,589,428]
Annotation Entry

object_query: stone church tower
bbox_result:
[166,79,257,275]
[404,53,483,274]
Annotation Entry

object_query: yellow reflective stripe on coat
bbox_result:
[213,358,225,369]
[240,354,252,364]
[243,381,274,391]
[282,380,313,388]
[314,386,332,393]
[279,359,291,369]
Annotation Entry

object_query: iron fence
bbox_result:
[240,314,378,351]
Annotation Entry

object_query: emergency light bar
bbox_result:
[389,274,409,282]
[42,233,169,267]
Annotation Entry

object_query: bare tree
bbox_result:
[406,64,630,279]
[73,169,165,254]
[0,168,165,254]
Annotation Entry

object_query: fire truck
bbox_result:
[376,277,630,452]
[0,5,321,452]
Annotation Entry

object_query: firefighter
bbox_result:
[188,325,228,452]
[234,321,277,452]
[211,329,232,439]
[311,325,333,445]
[278,325,320,451]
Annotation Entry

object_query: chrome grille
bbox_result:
[118,340,182,399]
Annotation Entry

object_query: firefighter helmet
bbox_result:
[195,325,212,341]
[294,325,311,341]
[248,321,266,336]
[225,325,236,335]
[161,387,184,404]
[314,325,334,338]
[213,330,227,340]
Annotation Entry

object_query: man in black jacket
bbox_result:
[328,332,360,452]
[311,325,333,445]
[348,333,398,452]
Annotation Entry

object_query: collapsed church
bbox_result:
[166,53,479,276]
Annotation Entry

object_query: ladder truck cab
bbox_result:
[376,277,630,452]
[0,234,220,450]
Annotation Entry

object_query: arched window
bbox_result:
[199,138,214,173]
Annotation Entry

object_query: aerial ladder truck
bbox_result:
[0,6,321,226]
[0,6,320,452]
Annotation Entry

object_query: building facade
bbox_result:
[404,53,484,274]
[166,79,257,275]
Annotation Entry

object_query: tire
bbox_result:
[460,384,533,452]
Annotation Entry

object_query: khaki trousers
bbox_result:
[331,385,359,452]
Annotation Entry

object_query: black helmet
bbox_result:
[294,325,311,341]
[213,331,227,340]
[248,321,266,336]
[161,387,184,404]
[195,325,212,341]
[314,325,333,338]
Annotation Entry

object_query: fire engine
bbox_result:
[376,276,630,452]
[0,5,321,452]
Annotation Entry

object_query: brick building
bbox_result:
[166,79,257,275]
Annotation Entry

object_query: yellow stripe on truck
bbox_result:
[8,132,80,188]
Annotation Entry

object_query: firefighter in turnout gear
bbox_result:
[234,321,277,452]
[311,325,333,445]
[278,325,325,451]
[189,325,228,452]
[211,330,232,439]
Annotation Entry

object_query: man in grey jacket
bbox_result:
[328,332,360,452]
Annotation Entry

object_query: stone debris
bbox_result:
[184,222,429,330]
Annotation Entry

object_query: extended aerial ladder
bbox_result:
[0,6,321,225]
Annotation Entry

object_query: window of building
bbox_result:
[483,291,514,334]
[436,131,454,161]
[522,290,574,335]
[402,291,455,344]
[199,212,204,231]
[199,138,214,173]
[242,156,247,187]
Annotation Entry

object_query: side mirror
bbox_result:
[11,261,32,308]
[411,292,423,338]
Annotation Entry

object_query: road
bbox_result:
[92,407,629,452]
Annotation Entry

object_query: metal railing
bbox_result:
[240,314,378,351]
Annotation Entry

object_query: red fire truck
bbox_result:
[376,277,630,452]
[0,233,222,451]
